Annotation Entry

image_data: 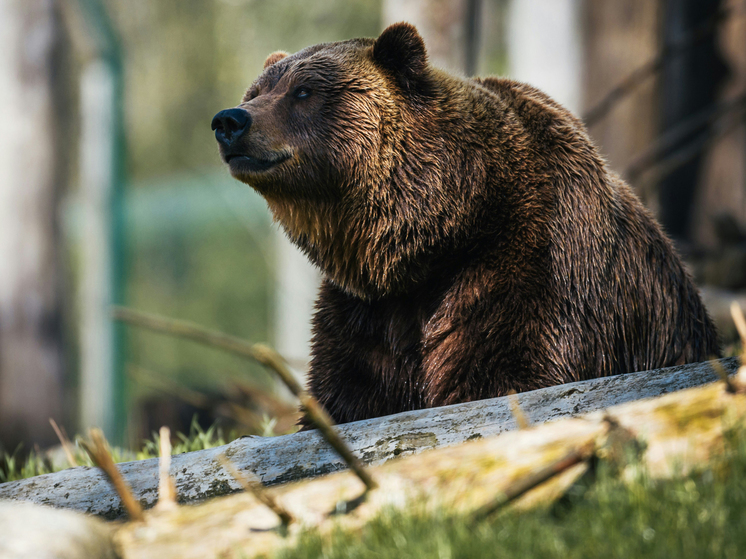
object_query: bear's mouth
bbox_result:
[226,151,292,173]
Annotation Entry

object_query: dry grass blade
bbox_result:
[507,390,531,430]
[80,429,144,522]
[156,426,177,510]
[731,302,746,348]
[49,418,78,468]
[217,454,294,526]
[710,358,737,393]
[112,306,377,492]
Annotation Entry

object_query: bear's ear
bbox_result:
[264,51,289,70]
[373,23,429,92]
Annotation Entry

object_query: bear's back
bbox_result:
[472,76,719,377]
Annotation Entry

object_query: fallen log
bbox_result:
[114,366,746,559]
[0,358,737,518]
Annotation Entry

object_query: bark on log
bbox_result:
[0,358,737,519]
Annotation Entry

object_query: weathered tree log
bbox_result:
[0,358,737,518]
[114,365,746,559]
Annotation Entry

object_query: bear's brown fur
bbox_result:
[212,23,720,425]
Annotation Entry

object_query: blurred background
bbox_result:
[0,0,745,457]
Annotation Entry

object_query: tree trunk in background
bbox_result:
[0,0,65,452]
[507,0,582,115]
[582,1,662,209]
[382,0,474,74]
[658,0,729,242]
[693,0,746,248]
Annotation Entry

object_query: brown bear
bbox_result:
[212,22,720,425]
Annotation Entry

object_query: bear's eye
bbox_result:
[293,86,312,100]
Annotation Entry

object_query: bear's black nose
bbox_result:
[211,108,251,147]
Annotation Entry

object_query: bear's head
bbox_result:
[213,23,487,299]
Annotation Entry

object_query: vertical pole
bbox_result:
[464,0,483,76]
[76,0,126,443]
[79,60,115,438]
[111,53,127,445]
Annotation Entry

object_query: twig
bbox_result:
[217,453,294,526]
[80,429,144,522]
[472,442,595,521]
[156,426,177,510]
[128,364,212,409]
[631,98,746,191]
[583,6,736,126]
[127,364,269,428]
[329,491,369,517]
[254,343,376,490]
[49,418,78,468]
[297,392,377,491]
[112,306,377,492]
[112,307,304,394]
[625,93,746,182]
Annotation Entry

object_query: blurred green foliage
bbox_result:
[123,170,275,399]
[0,417,227,483]
[105,0,382,180]
[81,0,382,439]
[0,449,53,483]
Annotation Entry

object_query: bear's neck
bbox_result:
[270,75,560,301]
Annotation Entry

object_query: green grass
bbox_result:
[274,426,746,559]
[0,417,228,483]
[5,410,746,559]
